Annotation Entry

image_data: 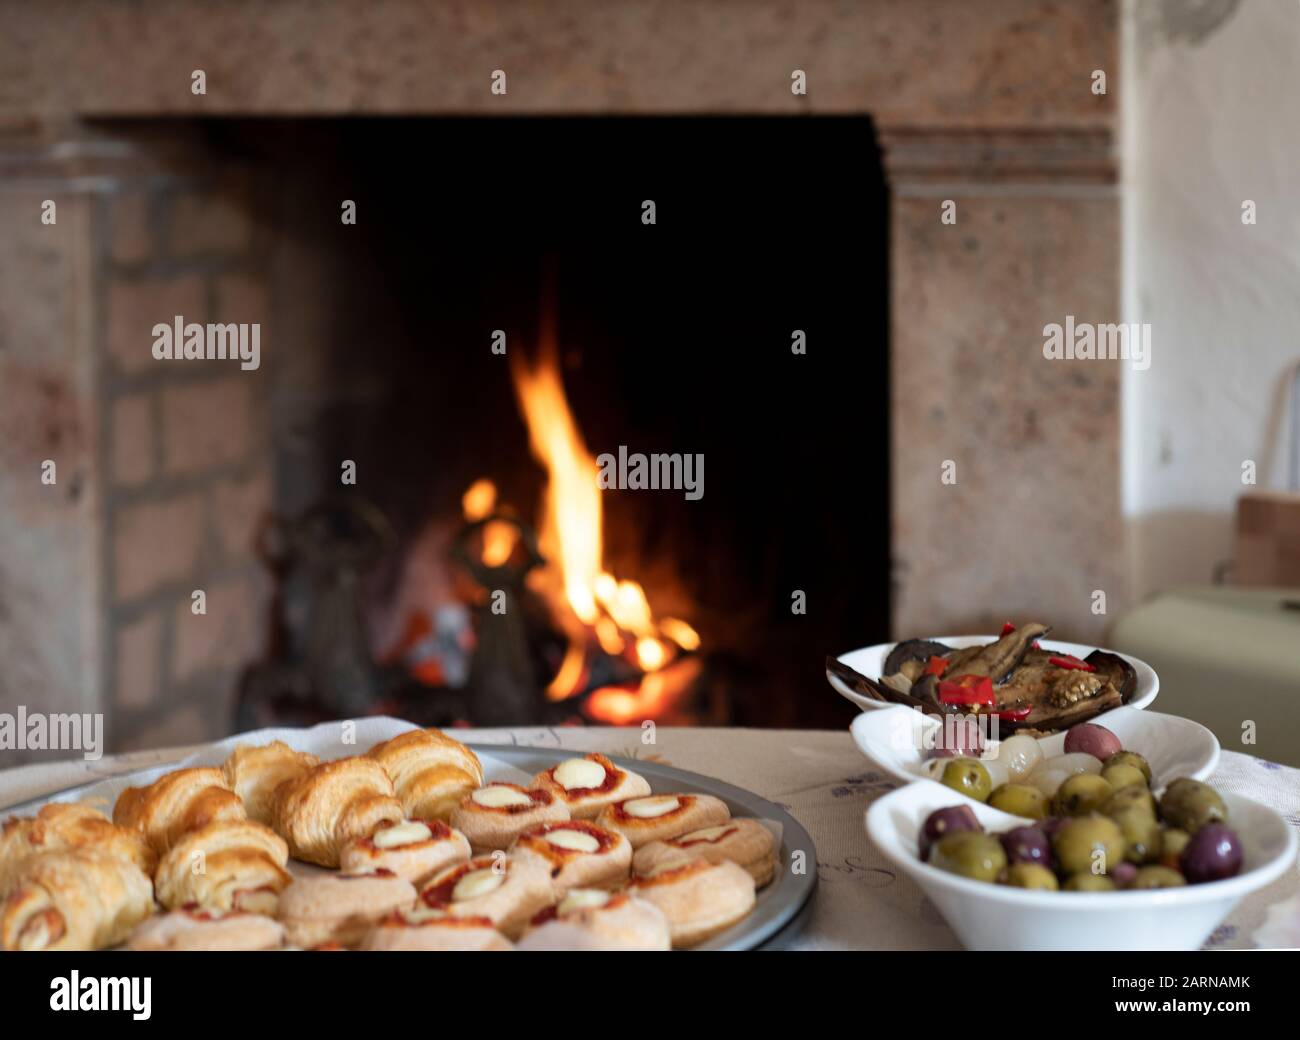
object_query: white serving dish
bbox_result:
[828,635,1159,713]
[865,780,1297,951]
[850,704,1219,789]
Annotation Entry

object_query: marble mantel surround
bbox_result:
[0,1,1122,743]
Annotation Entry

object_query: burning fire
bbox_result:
[461,321,699,721]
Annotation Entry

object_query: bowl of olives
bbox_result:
[850,705,1219,795]
[866,774,1296,950]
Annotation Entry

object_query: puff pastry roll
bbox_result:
[595,793,730,849]
[628,858,756,948]
[419,853,554,940]
[510,819,631,893]
[1,850,155,951]
[360,907,513,951]
[127,908,284,951]
[154,819,292,914]
[450,783,569,852]
[273,756,404,867]
[531,753,651,819]
[519,888,671,951]
[278,870,416,948]
[0,803,154,896]
[368,728,483,821]
[113,767,245,856]
[632,818,778,887]
[222,741,320,825]
[339,818,471,885]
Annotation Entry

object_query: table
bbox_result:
[4,727,1298,949]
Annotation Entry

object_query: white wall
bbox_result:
[1124,0,1300,599]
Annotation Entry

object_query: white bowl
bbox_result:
[829,635,1158,713]
[850,704,1219,790]
[865,781,1297,950]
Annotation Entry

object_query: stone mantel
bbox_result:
[2,1,1115,126]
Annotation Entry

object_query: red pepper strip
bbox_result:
[995,705,1032,722]
[938,675,995,708]
[1049,654,1096,673]
[923,655,948,677]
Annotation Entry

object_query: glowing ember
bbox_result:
[586,658,703,725]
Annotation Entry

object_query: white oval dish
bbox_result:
[865,781,1297,951]
[828,635,1158,714]
[850,705,1219,790]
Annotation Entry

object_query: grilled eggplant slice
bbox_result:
[881,639,953,679]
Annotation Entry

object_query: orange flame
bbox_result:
[460,478,518,566]
[503,317,699,718]
[512,329,602,626]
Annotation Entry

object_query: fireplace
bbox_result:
[0,0,1120,756]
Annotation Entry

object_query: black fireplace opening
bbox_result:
[103,116,891,730]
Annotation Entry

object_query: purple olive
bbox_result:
[1109,861,1138,888]
[1063,723,1123,761]
[927,719,985,760]
[999,825,1051,866]
[1040,815,1070,844]
[919,805,982,860]
[1179,823,1244,883]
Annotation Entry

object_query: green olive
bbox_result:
[1103,785,1156,819]
[1104,751,1152,782]
[1111,806,1161,864]
[939,758,993,803]
[1064,872,1117,892]
[1003,863,1058,890]
[1051,774,1114,817]
[1159,778,1227,833]
[1129,865,1187,889]
[988,783,1047,820]
[1053,814,1126,875]
[1159,827,1191,869]
[929,831,1007,882]
[1100,763,1148,791]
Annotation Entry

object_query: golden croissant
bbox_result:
[154,819,292,914]
[0,803,155,896]
[222,741,320,825]
[1,850,155,951]
[368,728,483,821]
[273,757,404,867]
[113,767,245,856]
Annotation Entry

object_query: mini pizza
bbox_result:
[277,869,416,949]
[520,888,670,951]
[530,753,652,819]
[595,793,730,849]
[360,907,513,951]
[632,817,778,887]
[418,854,554,939]
[628,858,756,948]
[339,818,471,885]
[449,783,569,852]
[510,819,631,893]
[127,907,285,951]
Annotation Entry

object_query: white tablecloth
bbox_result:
[3,726,1298,949]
